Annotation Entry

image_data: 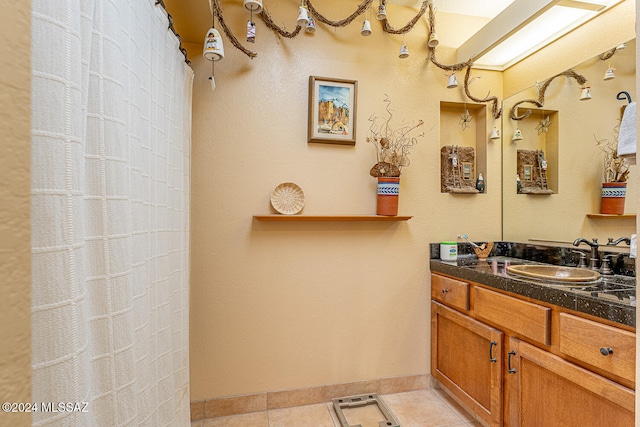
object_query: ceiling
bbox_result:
[163,0,515,46]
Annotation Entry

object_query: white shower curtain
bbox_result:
[31,0,192,425]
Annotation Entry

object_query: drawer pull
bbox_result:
[508,351,517,373]
[600,347,614,356]
[441,289,449,294]
[489,341,497,363]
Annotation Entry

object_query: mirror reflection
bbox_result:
[502,39,636,244]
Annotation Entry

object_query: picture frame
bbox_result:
[308,76,358,145]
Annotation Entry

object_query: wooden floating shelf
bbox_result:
[586,214,636,219]
[253,215,412,222]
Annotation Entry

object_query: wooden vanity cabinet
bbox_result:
[507,338,634,427]
[431,272,635,427]
[431,301,503,427]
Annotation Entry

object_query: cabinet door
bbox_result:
[431,301,503,427]
[507,337,635,427]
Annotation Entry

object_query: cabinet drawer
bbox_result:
[559,313,635,383]
[473,286,550,346]
[431,274,469,311]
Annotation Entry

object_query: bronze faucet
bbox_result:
[607,237,631,246]
[572,238,599,270]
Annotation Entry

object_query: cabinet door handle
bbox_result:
[489,341,497,363]
[600,347,614,356]
[508,350,517,374]
[441,289,449,294]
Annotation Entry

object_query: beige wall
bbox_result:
[188,2,502,400]
[0,0,31,426]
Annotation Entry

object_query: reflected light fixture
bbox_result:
[457,0,624,71]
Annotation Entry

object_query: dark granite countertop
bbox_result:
[430,242,636,328]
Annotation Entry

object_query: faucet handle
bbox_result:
[607,237,614,244]
[571,250,588,268]
[600,255,614,275]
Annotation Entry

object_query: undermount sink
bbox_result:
[506,264,601,283]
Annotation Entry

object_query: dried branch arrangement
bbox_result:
[368,96,424,178]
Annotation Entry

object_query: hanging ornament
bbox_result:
[376,0,387,20]
[490,127,500,140]
[399,42,409,59]
[580,86,592,100]
[203,27,224,61]
[603,62,616,80]
[428,32,439,48]
[247,20,256,43]
[512,128,523,141]
[459,108,472,131]
[306,16,316,33]
[447,74,458,88]
[208,60,216,93]
[243,0,263,14]
[297,1,309,27]
[361,19,372,36]
[536,115,551,134]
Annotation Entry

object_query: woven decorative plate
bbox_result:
[271,182,305,215]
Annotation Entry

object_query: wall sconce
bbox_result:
[512,128,523,141]
[447,74,458,89]
[399,43,409,59]
[490,127,500,140]
[580,86,592,100]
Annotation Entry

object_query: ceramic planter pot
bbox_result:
[600,182,626,214]
[377,177,400,216]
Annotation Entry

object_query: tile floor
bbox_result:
[191,388,482,427]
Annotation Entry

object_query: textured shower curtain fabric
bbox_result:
[31,0,192,425]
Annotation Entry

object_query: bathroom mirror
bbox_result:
[502,39,637,244]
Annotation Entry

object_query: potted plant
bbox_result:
[367,95,424,215]
[595,129,629,214]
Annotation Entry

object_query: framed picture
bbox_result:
[308,76,358,145]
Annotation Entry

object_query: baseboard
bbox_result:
[191,373,432,421]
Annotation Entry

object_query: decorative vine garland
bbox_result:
[381,0,428,35]
[211,0,257,58]
[509,69,587,120]
[306,0,373,28]
[209,0,503,118]
[424,2,501,119]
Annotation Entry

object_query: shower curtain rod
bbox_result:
[155,0,191,65]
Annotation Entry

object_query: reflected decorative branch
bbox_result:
[509,69,586,120]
